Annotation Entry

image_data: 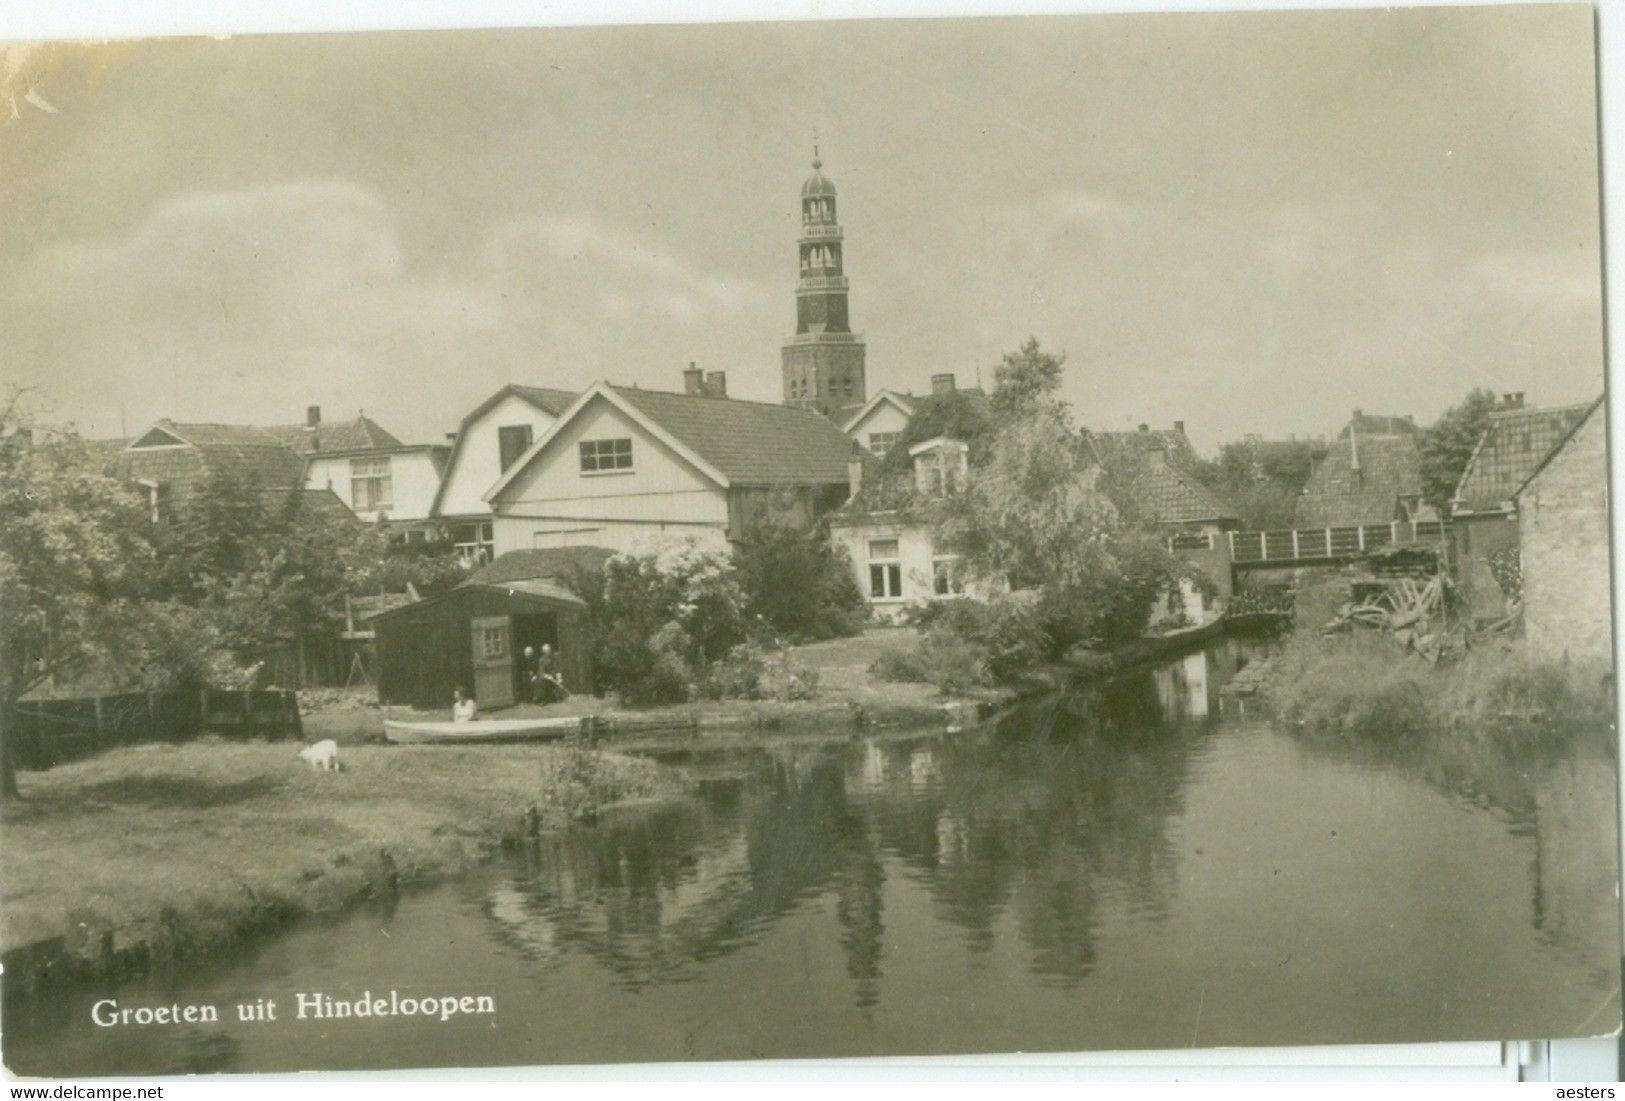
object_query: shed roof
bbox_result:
[471,546,616,585]
[1454,401,1592,512]
[1295,433,1422,527]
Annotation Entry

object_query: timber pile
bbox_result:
[1320,545,1464,662]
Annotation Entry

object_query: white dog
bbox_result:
[297,739,340,772]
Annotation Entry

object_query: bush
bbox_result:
[906,596,1048,679]
[733,519,868,642]
[708,642,821,701]
[572,541,748,706]
[870,628,990,695]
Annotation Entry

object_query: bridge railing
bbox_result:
[1172,520,1448,565]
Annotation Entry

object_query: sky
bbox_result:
[0,5,1606,453]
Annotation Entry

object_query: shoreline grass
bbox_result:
[0,739,686,988]
[1263,633,1615,752]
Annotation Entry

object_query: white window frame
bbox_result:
[350,456,393,511]
[932,555,967,597]
[580,437,634,474]
[868,538,903,601]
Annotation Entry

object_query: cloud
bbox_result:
[0,179,780,440]
[484,213,770,322]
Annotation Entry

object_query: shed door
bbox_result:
[471,615,515,709]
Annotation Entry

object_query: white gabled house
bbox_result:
[482,380,858,555]
[840,390,917,457]
[304,443,450,525]
[431,384,578,564]
[827,435,1004,621]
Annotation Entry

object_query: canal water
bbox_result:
[4,639,1620,1075]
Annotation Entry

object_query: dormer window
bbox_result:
[910,437,970,497]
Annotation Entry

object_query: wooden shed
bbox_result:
[372,581,592,710]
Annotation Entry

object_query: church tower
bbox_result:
[782,152,867,417]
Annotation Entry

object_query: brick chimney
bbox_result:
[1173,420,1186,436]
[931,373,956,396]
[705,371,727,398]
[683,363,705,396]
[1138,423,1149,433]
[307,405,321,427]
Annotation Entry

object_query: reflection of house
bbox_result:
[372,579,592,710]
[1515,396,1609,663]
[1294,410,1425,528]
[119,406,394,521]
[1450,396,1592,621]
[432,383,579,565]
[485,376,856,556]
[829,436,1004,621]
[304,442,450,526]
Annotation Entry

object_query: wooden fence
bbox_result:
[11,688,303,771]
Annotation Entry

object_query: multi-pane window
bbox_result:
[933,557,966,597]
[350,457,393,511]
[480,625,507,660]
[868,432,899,455]
[498,424,533,471]
[579,438,633,472]
[452,521,494,565]
[868,539,902,600]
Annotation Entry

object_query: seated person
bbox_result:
[452,686,478,723]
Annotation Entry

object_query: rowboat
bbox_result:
[383,715,586,744]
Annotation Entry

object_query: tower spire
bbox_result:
[781,151,867,417]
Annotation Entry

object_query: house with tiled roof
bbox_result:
[1086,422,1240,533]
[304,441,451,527]
[484,374,857,556]
[1449,396,1594,621]
[1515,396,1610,661]
[431,383,581,564]
[118,407,406,523]
[827,433,1009,621]
[1294,412,1426,529]
[838,372,990,457]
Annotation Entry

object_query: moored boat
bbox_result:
[383,715,586,744]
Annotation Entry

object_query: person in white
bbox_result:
[452,687,478,723]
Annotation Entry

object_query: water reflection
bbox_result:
[489,665,1224,1004]
[5,637,1618,1074]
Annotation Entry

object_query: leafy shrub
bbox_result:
[576,542,748,706]
[708,642,821,701]
[733,519,868,642]
[906,596,1048,679]
[870,628,990,695]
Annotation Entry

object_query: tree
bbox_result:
[1187,438,1318,529]
[1419,388,1498,513]
[733,518,867,643]
[0,394,156,798]
[990,337,1066,422]
[939,403,1193,649]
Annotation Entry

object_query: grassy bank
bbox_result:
[1264,633,1615,751]
[367,628,1020,739]
[0,739,684,987]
